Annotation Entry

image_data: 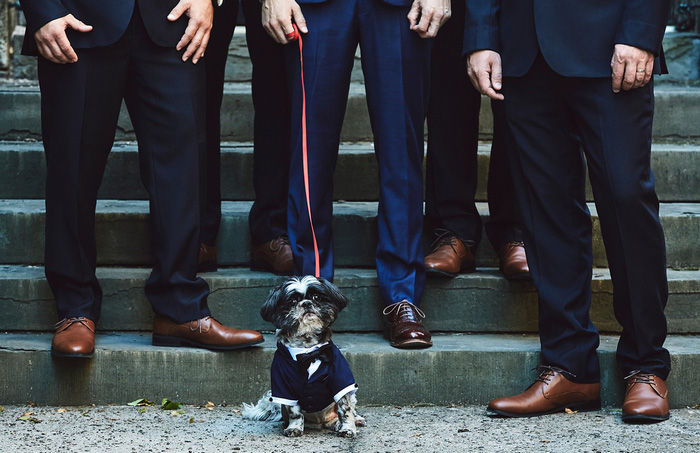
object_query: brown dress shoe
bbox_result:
[51,317,96,358]
[487,366,601,417]
[383,301,433,349]
[152,315,264,351]
[622,371,670,423]
[424,233,475,278]
[198,243,218,273]
[498,241,531,280]
[251,236,294,275]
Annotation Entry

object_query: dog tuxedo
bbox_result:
[270,341,357,413]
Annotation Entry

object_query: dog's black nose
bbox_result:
[300,299,312,308]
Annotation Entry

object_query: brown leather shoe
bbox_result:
[487,366,601,417]
[198,243,218,273]
[251,236,294,275]
[424,232,476,278]
[622,371,670,423]
[498,241,531,280]
[383,301,433,349]
[152,315,264,351]
[51,317,96,358]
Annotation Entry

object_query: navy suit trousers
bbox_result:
[286,0,430,306]
[39,9,210,324]
[503,54,671,381]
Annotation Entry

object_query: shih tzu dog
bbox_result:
[243,276,364,438]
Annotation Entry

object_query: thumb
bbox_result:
[491,68,502,90]
[168,3,187,22]
[66,15,93,33]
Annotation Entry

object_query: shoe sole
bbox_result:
[622,413,670,424]
[389,339,434,349]
[426,264,477,279]
[152,335,264,351]
[487,399,601,418]
[51,348,94,358]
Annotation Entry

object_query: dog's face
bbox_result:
[261,276,348,348]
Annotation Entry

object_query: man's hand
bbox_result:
[168,0,214,64]
[611,44,654,93]
[408,0,451,38]
[261,0,308,45]
[467,50,504,100]
[33,14,92,64]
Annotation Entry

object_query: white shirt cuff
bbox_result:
[271,396,299,407]
[333,384,358,402]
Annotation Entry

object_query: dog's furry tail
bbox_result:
[242,390,283,422]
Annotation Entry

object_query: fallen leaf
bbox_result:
[541,440,550,443]
[18,415,31,420]
[0,406,4,413]
[457,429,469,433]
[390,413,400,417]
[128,399,155,407]
[27,401,36,407]
[107,418,117,421]
[161,399,181,410]
[232,409,241,414]
[564,408,578,414]
[171,411,179,417]
[205,401,215,408]
[81,411,90,417]
[189,417,195,424]
[692,403,700,409]
[56,408,67,413]
[413,433,423,437]
[138,408,146,414]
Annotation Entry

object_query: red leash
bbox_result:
[289,25,320,278]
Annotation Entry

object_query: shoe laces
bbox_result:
[382,301,426,320]
[533,365,576,385]
[624,370,655,384]
[270,236,290,252]
[429,229,470,254]
[54,317,95,333]
[189,316,213,333]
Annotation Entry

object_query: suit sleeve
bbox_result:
[463,0,500,57]
[615,0,671,55]
[20,0,71,37]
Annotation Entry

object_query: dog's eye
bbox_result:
[311,294,320,301]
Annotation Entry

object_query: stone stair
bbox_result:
[1,33,700,408]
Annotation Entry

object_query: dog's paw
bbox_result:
[336,427,357,438]
[284,428,303,437]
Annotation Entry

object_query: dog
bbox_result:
[243,276,364,437]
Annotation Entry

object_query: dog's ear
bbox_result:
[318,277,348,311]
[261,282,285,323]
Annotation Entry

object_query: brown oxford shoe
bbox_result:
[487,366,601,417]
[622,371,670,423]
[251,236,294,275]
[51,317,96,358]
[498,241,531,280]
[383,301,433,349]
[152,315,264,351]
[198,243,218,273]
[424,233,475,278]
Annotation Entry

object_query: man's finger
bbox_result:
[56,34,78,63]
[414,8,431,34]
[611,61,624,93]
[642,58,654,86]
[168,3,187,21]
[407,3,420,28]
[292,4,308,33]
[182,29,205,61]
[65,16,93,33]
[177,23,197,51]
[192,32,210,64]
[47,40,71,63]
[622,62,635,91]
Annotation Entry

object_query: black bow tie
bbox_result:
[296,343,334,370]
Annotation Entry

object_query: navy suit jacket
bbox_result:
[463,0,671,77]
[21,0,188,56]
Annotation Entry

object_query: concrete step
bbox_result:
[0,332,697,408]
[2,83,700,143]
[1,200,698,269]
[2,141,699,203]
[2,265,699,334]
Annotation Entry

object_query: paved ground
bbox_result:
[1,403,699,453]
